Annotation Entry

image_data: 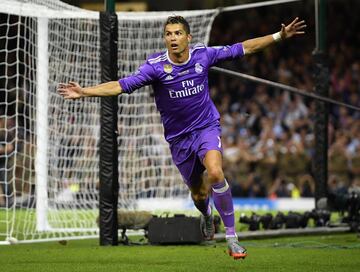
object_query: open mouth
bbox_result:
[171,43,178,50]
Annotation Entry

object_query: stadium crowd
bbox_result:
[208,0,360,199]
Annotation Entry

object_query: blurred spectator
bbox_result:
[298,174,315,197]
[328,131,350,186]
[0,116,15,207]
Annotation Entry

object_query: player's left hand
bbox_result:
[280,17,306,39]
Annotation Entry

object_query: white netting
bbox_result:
[10,0,84,11]
[0,0,218,243]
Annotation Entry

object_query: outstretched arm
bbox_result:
[57,81,122,100]
[242,17,306,55]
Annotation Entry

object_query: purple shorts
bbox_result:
[169,122,222,187]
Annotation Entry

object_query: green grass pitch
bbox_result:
[1,209,360,271]
[1,233,360,272]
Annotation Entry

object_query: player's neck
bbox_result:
[168,48,190,64]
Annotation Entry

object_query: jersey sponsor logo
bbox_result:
[178,70,189,76]
[163,64,173,74]
[195,63,203,74]
[165,75,174,81]
[168,79,204,99]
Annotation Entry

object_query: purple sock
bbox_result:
[212,180,236,237]
[192,196,211,217]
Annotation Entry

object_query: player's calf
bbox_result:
[200,208,215,240]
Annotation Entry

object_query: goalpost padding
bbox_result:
[99,11,119,246]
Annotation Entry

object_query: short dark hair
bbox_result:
[164,15,191,34]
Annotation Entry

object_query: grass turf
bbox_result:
[1,233,360,272]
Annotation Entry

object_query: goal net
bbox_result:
[0,0,218,243]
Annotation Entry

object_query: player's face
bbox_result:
[164,23,191,56]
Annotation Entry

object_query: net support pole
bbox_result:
[313,0,328,208]
[36,17,50,231]
[99,8,119,245]
[105,0,116,12]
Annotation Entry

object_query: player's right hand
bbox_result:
[57,81,83,99]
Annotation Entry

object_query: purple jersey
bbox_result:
[119,43,245,142]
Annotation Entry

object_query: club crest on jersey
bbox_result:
[195,63,203,74]
[163,64,173,74]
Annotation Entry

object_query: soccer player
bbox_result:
[58,15,306,259]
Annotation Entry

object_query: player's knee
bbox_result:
[207,167,224,183]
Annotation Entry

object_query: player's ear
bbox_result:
[187,34,192,43]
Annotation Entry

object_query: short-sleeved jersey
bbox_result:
[119,43,245,142]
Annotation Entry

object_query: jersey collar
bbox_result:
[166,50,191,66]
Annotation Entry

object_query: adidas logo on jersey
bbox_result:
[165,75,174,81]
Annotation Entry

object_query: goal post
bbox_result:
[99,11,119,246]
[0,0,218,244]
[35,16,50,232]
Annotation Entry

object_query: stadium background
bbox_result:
[0,0,359,211]
[49,0,360,203]
[0,0,359,225]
